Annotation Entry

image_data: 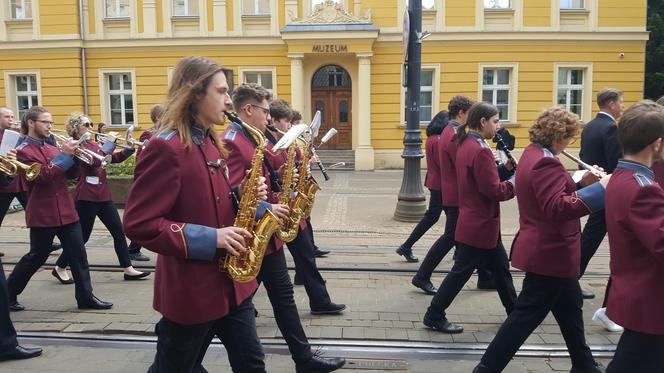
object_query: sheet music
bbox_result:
[0,130,20,156]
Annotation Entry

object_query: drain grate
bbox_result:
[345,358,409,370]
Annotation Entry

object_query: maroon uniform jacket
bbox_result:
[222,122,283,256]
[16,137,80,228]
[439,121,460,207]
[75,141,134,202]
[605,160,664,335]
[511,143,605,278]
[124,127,257,325]
[135,128,155,159]
[454,131,515,249]
[424,134,441,192]
[0,129,23,194]
[652,162,664,186]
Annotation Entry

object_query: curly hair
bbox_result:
[528,107,580,148]
[65,112,89,138]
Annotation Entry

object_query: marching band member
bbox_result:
[0,107,28,228]
[266,99,345,315]
[7,106,112,311]
[396,110,449,263]
[604,101,664,372]
[124,57,266,372]
[423,102,517,334]
[51,113,148,283]
[474,107,607,373]
[222,83,345,373]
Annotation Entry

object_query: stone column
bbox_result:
[289,53,304,113]
[355,52,374,170]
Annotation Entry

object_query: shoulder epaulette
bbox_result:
[224,129,237,141]
[633,173,654,187]
[542,148,554,158]
[16,142,28,150]
[156,130,177,141]
[475,137,490,149]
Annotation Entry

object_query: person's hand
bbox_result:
[6,149,17,160]
[270,203,290,224]
[504,158,516,171]
[104,131,119,143]
[256,176,268,201]
[579,170,600,187]
[216,227,252,256]
[292,168,300,185]
[61,139,78,156]
[309,154,320,165]
[493,151,501,163]
[599,174,611,189]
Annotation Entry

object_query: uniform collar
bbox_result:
[26,136,45,146]
[449,120,461,128]
[617,160,654,179]
[598,111,616,122]
[533,142,555,157]
[468,131,483,140]
[190,125,210,146]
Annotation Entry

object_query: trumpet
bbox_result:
[50,131,112,168]
[560,150,608,178]
[0,155,41,181]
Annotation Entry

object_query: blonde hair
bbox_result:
[528,107,580,148]
[65,112,88,138]
[158,56,228,156]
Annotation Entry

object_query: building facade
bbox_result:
[0,0,648,169]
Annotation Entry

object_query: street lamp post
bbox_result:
[394,0,426,222]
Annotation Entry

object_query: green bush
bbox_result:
[105,155,136,177]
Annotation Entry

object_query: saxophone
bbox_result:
[221,111,283,282]
[274,143,306,242]
[297,143,321,219]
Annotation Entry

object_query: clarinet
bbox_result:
[493,133,517,169]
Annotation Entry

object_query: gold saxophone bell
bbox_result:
[0,155,41,181]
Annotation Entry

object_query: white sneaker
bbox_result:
[592,307,624,332]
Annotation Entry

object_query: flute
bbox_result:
[560,151,608,178]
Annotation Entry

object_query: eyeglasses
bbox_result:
[35,120,54,126]
[82,122,93,128]
[250,104,270,116]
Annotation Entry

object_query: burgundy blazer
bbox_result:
[424,134,441,192]
[222,122,283,256]
[652,162,664,186]
[605,161,664,335]
[75,141,134,202]
[135,128,155,159]
[511,144,605,278]
[439,122,460,207]
[124,127,257,325]
[16,137,80,228]
[454,131,514,249]
[0,129,22,194]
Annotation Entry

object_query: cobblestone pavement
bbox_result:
[0,170,616,372]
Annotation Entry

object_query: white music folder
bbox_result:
[0,130,20,156]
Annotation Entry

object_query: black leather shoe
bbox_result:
[78,295,113,310]
[314,249,330,257]
[311,303,346,315]
[9,301,25,312]
[581,289,596,299]
[0,345,42,361]
[423,315,464,334]
[124,272,150,281]
[412,276,437,295]
[51,268,74,285]
[396,246,418,263]
[296,355,346,373]
[128,251,150,261]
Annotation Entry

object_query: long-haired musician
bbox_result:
[51,112,148,284]
[0,107,28,228]
[124,57,266,372]
[474,107,607,373]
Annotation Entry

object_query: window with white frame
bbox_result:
[10,0,32,19]
[560,0,584,9]
[404,69,434,124]
[557,68,584,117]
[173,0,199,16]
[482,68,511,122]
[14,75,38,120]
[105,0,130,18]
[242,0,270,15]
[106,73,134,126]
[243,71,274,94]
[422,0,435,10]
[484,0,510,9]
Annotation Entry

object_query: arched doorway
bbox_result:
[311,65,352,150]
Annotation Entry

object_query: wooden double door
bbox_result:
[311,89,352,150]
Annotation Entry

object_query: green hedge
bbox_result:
[105,155,136,178]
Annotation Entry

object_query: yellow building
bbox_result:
[0,0,648,169]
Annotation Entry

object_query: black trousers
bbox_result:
[147,297,265,373]
[480,273,596,371]
[401,188,443,251]
[0,191,28,227]
[7,222,94,305]
[56,200,131,268]
[606,329,664,373]
[0,257,18,353]
[304,217,318,250]
[258,249,313,363]
[285,222,331,309]
[128,241,142,254]
[580,210,606,275]
[426,241,516,320]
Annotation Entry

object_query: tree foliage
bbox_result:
[646,0,664,100]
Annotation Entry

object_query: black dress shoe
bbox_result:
[78,295,113,310]
[423,315,464,334]
[51,268,75,285]
[0,345,42,361]
[581,289,596,299]
[396,245,418,263]
[296,355,346,373]
[311,303,346,315]
[9,301,25,312]
[128,251,150,262]
[411,276,437,295]
[314,249,330,257]
[124,272,151,281]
